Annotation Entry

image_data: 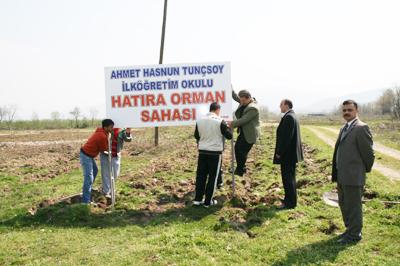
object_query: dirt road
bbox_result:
[0,139,86,146]
[306,126,400,181]
[321,127,400,160]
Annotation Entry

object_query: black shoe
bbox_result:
[234,168,244,177]
[276,203,295,210]
[337,236,361,244]
[276,204,286,210]
[336,231,348,238]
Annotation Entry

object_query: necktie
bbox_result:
[340,123,349,141]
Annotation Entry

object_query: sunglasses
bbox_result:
[342,108,355,112]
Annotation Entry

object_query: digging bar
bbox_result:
[108,133,116,207]
[231,136,235,197]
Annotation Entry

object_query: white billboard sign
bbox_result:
[105,62,232,128]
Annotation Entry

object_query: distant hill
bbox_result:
[296,88,386,114]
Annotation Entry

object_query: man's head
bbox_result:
[342,100,358,122]
[209,102,221,116]
[280,99,293,113]
[102,119,114,133]
[238,90,252,105]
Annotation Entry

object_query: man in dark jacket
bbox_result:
[229,90,260,176]
[273,99,303,209]
[332,100,374,244]
[194,102,232,207]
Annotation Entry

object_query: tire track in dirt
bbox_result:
[306,126,400,181]
[320,127,400,161]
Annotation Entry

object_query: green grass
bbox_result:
[0,126,399,265]
[373,132,400,151]
[367,119,400,150]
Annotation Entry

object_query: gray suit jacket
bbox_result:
[331,119,375,186]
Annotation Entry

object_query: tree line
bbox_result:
[332,86,400,119]
[0,106,100,130]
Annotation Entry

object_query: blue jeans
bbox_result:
[80,151,98,203]
[100,153,121,195]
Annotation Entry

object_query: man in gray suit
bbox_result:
[228,90,260,176]
[332,100,375,244]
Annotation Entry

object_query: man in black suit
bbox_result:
[273,99,303,209]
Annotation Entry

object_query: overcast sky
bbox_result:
[1,0,399,119]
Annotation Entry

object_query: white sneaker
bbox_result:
[192,200,204,206]
[204,199,218,208]
[82,202,97,207]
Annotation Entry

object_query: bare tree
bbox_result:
[4,105,17,130]
[31,112,39,121]
[259,105,270,121]
[70,107,81,128]
[392,86,400,120]
[50,111,61,121]
[89,107,99,126]
[0,106,6,122]
[377,89,395,115]
[331,104,342,116]
[359,102,378,117]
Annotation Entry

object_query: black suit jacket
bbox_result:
[273,110,304,164]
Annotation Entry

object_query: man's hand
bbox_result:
[126,128,131,134]
[275,154,281,159]
[227,121,233,128]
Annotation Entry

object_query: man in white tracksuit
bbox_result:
[194,102,232,207]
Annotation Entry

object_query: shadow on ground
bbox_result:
[271,236,356,265]
[213,199,280,238]
[0,192,226,229]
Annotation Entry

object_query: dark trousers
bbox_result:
[195,153,222,205]
[234,134,253,174]
[337,183,363,239]
[280,161,297,208]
